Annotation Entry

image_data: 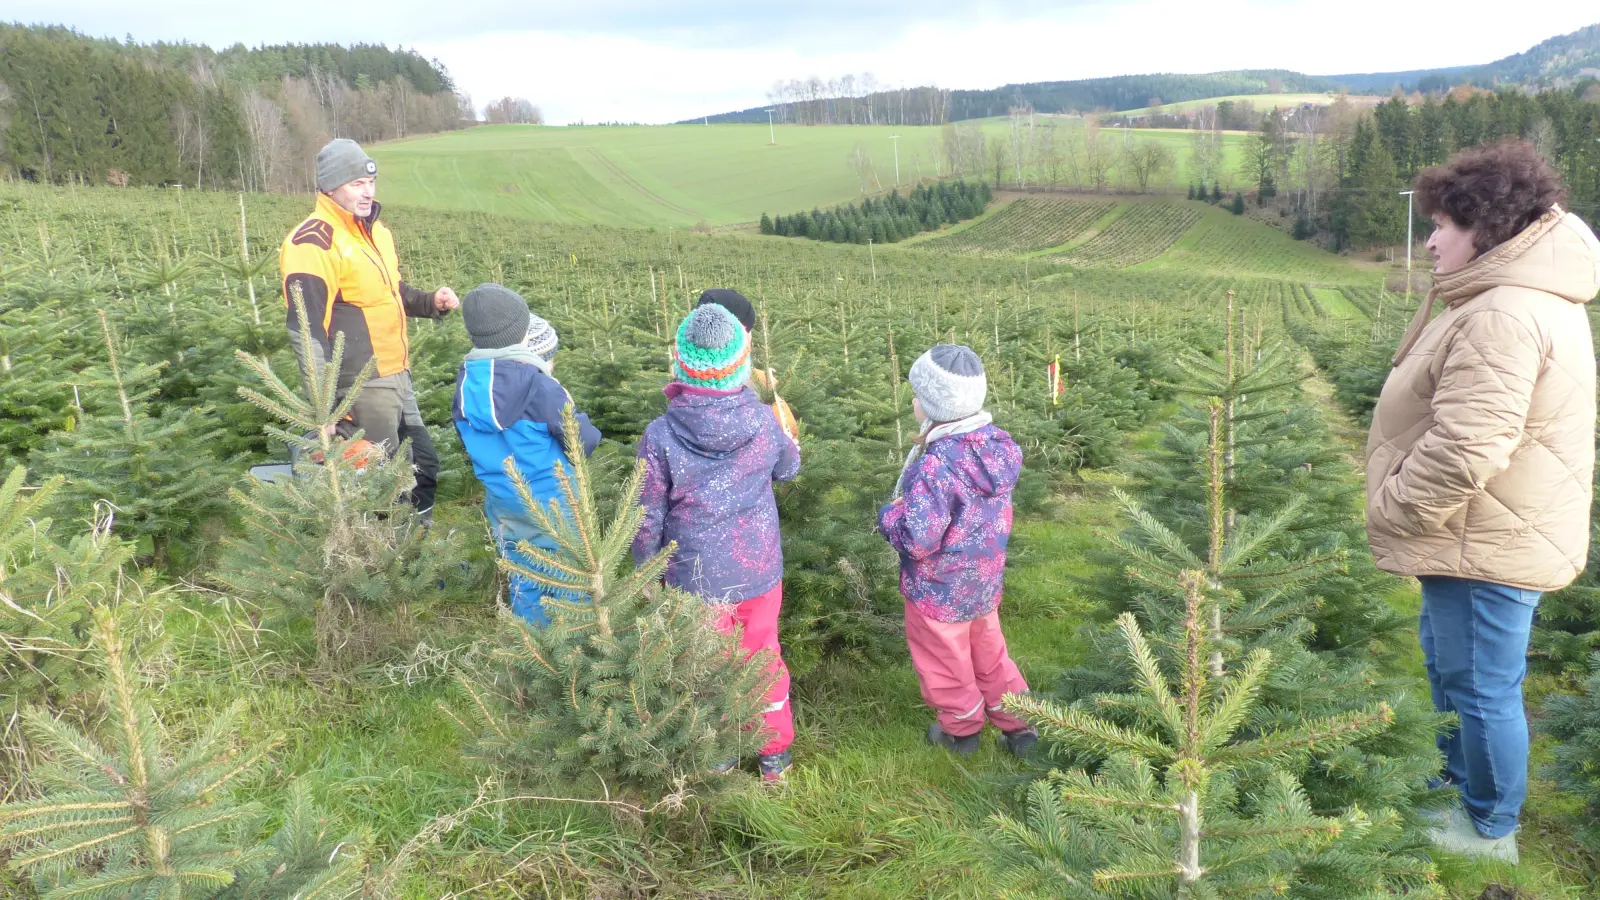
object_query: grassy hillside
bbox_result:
[371,123,958,228]
[1107,93,1385,119]
[1138,202,1372,281]
[370,123,1253,228]
[904,195,1363,282]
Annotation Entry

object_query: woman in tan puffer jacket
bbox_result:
[1366,140,1600,863]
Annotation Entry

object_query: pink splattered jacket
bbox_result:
[878,425,1021,623]
[632,384,801,603]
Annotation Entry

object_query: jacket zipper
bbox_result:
[352,212,409,370]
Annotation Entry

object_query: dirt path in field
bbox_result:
[1297,357,1367,474]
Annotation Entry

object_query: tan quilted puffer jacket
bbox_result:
[1366,207,1600,592]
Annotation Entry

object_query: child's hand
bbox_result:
[876,498,904,535]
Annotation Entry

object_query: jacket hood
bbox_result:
[934,425,1020,498]
[663,386,767,458]
[1438,208,1600,308]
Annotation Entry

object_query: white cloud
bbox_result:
[420,1,1600,124]
[8,0,1598,124]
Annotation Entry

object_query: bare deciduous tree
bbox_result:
[1188,104,1224,187]
[1038,121,1063,191]
[484,97,543,125]
[1082,120,1114,191]
[987,134,1008,189]
[848,142,880,195]
[1122,139,1176,192]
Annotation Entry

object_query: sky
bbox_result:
[8,1,1599,125]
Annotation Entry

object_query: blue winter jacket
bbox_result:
[452,357,601,550]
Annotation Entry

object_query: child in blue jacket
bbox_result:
[453,283,600,625]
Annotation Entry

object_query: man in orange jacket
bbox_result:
[280,138,459,519]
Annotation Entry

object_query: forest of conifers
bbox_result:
[0,25,470,192]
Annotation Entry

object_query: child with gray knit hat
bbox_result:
[452,283,600,626]
[878,344,1037,758]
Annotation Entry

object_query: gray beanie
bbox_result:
[909,344,987,422]
[462,283,532,350]
[316,139,378,193]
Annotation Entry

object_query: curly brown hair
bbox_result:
[1413,139,1568,255]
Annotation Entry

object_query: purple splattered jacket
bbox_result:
[633,384,801,603]
[878,425,1021,623]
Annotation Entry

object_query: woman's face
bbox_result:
[1426,213,1479,273]
[912,396,927,424]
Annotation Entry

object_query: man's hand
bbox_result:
[433,286,460,313]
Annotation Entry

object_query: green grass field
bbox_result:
[1107,92,1386,119]
[372,124,956,228]
[370,123,1252,229]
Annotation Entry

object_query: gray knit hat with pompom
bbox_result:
[909,344,987,422]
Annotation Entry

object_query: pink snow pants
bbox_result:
[712,583,794,756]
[904,599,1030,737]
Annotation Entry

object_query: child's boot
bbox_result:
[757,750,792,782]
[998,727,1039,758]
[926,722,981,757]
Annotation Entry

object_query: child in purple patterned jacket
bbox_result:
[878,344,1038,758]
[632,303,801,780]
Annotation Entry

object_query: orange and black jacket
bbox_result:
[280,193,444,389]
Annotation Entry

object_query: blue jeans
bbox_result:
[1417,576,1540,839]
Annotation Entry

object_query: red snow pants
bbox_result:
[712,583,794,756]
[904,599,1030,737]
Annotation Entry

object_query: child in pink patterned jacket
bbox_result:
[878,344,1037,757]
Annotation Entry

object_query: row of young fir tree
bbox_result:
[759,180,992,244]
[1188,182,1250,216]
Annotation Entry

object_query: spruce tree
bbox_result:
[214,286,461,669]
[0,607,278,897]
[759,213,774,235]
[31,311,229,570]
[995,580,1434,898]
[1540,654,1600,853]
[1230,192,1246,215]
[0,609,367,899]
[0,303,85,466]
[218,782,368,900]
[1211,182,1223,203]
[0,465,135,722]
[455,407,772,799]
[1000,295,1449,894]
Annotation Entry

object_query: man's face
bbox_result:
[327,176,376,218]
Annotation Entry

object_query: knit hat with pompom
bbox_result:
[674,303,751,390]
[909,344,987,422]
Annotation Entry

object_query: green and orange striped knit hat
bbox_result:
[674,303,751,390]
